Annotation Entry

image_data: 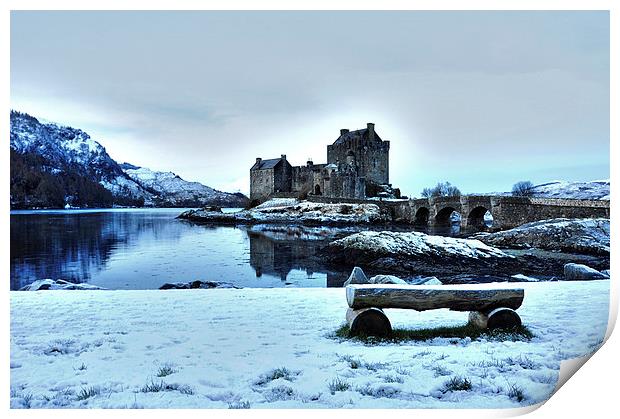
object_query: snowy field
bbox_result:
[10,281,609,409]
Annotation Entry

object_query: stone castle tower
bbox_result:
[327,123,389,185]
[250,123,391,204]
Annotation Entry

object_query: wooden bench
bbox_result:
[345,284,525,337]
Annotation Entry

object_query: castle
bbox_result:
[250,123,395,204]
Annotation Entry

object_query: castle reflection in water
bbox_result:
[246,225,351,287]
[10,209,351,290]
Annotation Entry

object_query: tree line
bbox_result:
[419,180,535,198]
[10,149,144,209]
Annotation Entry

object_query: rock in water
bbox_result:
[159,282,190,289]
[369,275,408,285]
[19,279,105,291]
[564,263,609,280]
[159,280,241,289]
[343,267,369,286]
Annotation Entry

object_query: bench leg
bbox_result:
[468,307,522,330]
[346,307,392,337]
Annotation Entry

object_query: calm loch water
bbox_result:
[10,208,346,290]
[10,208,464,291]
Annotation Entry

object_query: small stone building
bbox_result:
[250,123,392,204]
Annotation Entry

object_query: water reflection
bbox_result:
[11,209,352,290]
[11,209,467,291]
[245,225,354,287]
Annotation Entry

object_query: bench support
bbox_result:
[346,307,392,337]
[468,307,522,330]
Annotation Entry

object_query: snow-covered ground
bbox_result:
[10,281,609,408]
[529,180,610,200]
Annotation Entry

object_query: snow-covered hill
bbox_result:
[11,111,151,207]
[10,111,248,208]
[528,180,609,200]
[122,165,248,207]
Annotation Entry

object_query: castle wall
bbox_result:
[327,139,389,185]
[250,124,390,203]
[273,161,293,193]
[291,164,326,196]
[249,169,274,203]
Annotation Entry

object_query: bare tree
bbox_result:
[512,181,534,197]
[421,182,461,198]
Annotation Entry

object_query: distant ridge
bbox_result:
[10,110,248,209]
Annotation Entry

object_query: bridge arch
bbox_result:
[467,205,492,229]
[414,207,430,225]
[435,206,460,226]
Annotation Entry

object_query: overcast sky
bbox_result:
[11,11,609,197]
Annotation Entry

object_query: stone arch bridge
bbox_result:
[392,195,610,230]
[307,195,610,231]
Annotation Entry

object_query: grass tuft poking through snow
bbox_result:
[357,384,401,398]
[332,323,534,343]
[140,380,194,395]
[328,377,351,394]
[442,377,473,393]
[507,383,527,402]
[264,385,296,402]
[156,363,178,377]
[255,367,299,385]
[228,400,251,409]
[76,386,100,401]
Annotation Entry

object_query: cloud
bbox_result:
[10,11,609,194]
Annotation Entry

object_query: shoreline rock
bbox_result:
[178,199,392,226]
[159,280,242,290]
[474,218,609,256]
[342,267,442,287]
[323,230,610,279]
[564,263,609,281]
[19,279,106,291]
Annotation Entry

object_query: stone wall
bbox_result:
[291,164,326,196]
[273,161,293,194]
[326,131,389,185]
[306,195,610,231]
[249,169,274,203]
[491,197,610,229]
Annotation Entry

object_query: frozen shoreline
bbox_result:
[10,281,609,409]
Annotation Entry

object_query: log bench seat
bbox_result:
[345,284,525,337]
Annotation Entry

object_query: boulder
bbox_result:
[564,263,609,280]
[369,275,407,285]
[475,218,610,256]
[159,280,240,290]
[159,282,190,290]
[19,279,105,291]
[510,274,540,282]
[343,267,369,286]
[416,277,442,286]
[19,279,55,291]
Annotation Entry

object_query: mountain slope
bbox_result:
[10,111,149,208]
[121,164,248,207]
[10,111,248,209]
